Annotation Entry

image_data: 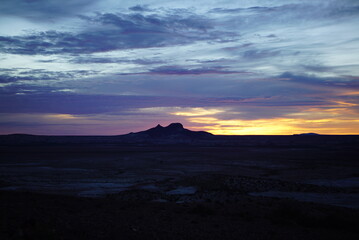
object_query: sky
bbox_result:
[0,0,359,135]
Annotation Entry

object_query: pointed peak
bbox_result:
[155,124,163,128]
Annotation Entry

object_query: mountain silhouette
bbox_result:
[128,123,213,139]
[294,133,320,136]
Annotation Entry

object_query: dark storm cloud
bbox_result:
[0,11,232,55]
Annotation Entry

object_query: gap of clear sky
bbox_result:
[0,0,359,135]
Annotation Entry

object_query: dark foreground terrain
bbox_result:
[1,189,358,240]
[1,132,359,239]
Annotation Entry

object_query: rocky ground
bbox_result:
[1,136,358,239]
[1,172,359,240]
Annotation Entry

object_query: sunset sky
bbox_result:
[1,0,359,135]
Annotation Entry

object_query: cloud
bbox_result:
[0,69,100,96]
[301,65,335,73]
[1,1,359,135]
[210,2,359,20]
[0,10,234,55]
[0,91,331,122]
[0,69,97,84]
[129,5,152,12]
[0,75,30,83]
[0,93,208,115]
[0,0,98,19]
[147,66,250,75]
[242,49,281,59]
[70,56,164,65]
[278,72,359,89]
[209,6,275,14]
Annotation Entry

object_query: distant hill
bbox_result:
[294,133,321,136]
[0,123,213,145]
[1,126,359,147]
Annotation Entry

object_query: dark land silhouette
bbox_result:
[1,123,359,239]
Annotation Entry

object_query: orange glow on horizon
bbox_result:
[1,103,359,135]
[188,116,359,135]
[173,105,359,135]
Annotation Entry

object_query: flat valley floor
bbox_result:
[1,137,358,239]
